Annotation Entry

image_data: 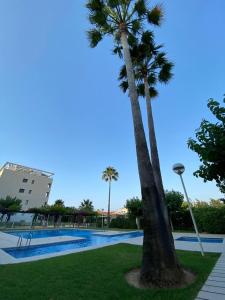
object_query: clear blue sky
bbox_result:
[0,0,224,210]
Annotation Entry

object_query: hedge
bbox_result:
[171,210,193,231]
[193,206,225,234]
[110,207,225,234]
[109,216,137,229]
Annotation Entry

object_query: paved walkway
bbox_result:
[126,232,225,253]
[196,252,225,300]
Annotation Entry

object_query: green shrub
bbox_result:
[171,209,193,231]
[109,216,137,229]
[193,206,225,233]
[170,206,225,233]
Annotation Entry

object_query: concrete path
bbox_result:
[0,231,84,248]
[125,232,225,253]
[196,252,225,300]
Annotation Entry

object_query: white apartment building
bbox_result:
[0,162,54,211]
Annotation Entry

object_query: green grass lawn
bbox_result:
[0,244,219,300]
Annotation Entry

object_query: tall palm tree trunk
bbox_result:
[144,77,170,226]
[120,31,183,286]
[107,180,111,227]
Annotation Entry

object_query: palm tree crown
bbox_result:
[79,199,94,211]
[118,30,173,98]
[102,166,119,182]
[87,0,163,48]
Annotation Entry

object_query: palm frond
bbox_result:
[108,0,120,9]
[155,52,167,66]
[112,45,123,58]
[89,11,107,26]
[141,30,154,45]
[147,5,163,26]
[158,62,174,83]
[87,29,103,47]
[137,84,158,98]
[130,19,142,35]
[119,80,129,93]
[127,33,138,47]
[118,65,127,80]
[134,0,147,17]
[137,83,145,97]
[147,73,157,85]
[149,87,158,98]
[86,0,104,12]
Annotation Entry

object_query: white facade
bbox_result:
[0,162,54,210]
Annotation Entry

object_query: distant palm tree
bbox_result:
[79,199,94,212]
[119,30,173,202]
[54,199,64,207]
[87,0,183,285]
[102,166,119,227]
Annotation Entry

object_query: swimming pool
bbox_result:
[176,236,224,243]
[3,230,143,259]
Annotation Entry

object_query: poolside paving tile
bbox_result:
[205,280,225,288]
[211,272,225,277]
[207,276,225,282]
[202,285,225,294]
[213,268,225,272]
[196,252,225,299]
[198,291,225,299]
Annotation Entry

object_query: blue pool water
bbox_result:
[176,236,223,243]
[4,230,143,259]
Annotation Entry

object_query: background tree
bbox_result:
[87,0,183,286]
[125,197,142,229]
[51,199,66,227]
[165,190,184,216]
[0,196,22,222]
[102,166,119,227]
[188,96,225,194]
[165,190,184,230]
[209,199,225,207]
[54,199,64,207]
[193,200,209,208]
[79,199,94,212]
[119,31,173,202]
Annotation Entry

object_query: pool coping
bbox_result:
[0,240,129,264]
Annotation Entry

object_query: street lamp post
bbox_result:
[172,163,204,256]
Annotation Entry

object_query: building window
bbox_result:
[19,189,25,193]
[23,178,28,183]
[45,192,49,198]
[25,200,29,205]
[31,180,35,184]
[48,183,51,188]
[28,190,32,194]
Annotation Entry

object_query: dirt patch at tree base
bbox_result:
[125,268,196,289]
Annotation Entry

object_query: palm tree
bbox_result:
[79,199,94,212]
[86,0,183,286]
[119,30,173,203]
[54,199,64,207]
[102,166,119,226]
